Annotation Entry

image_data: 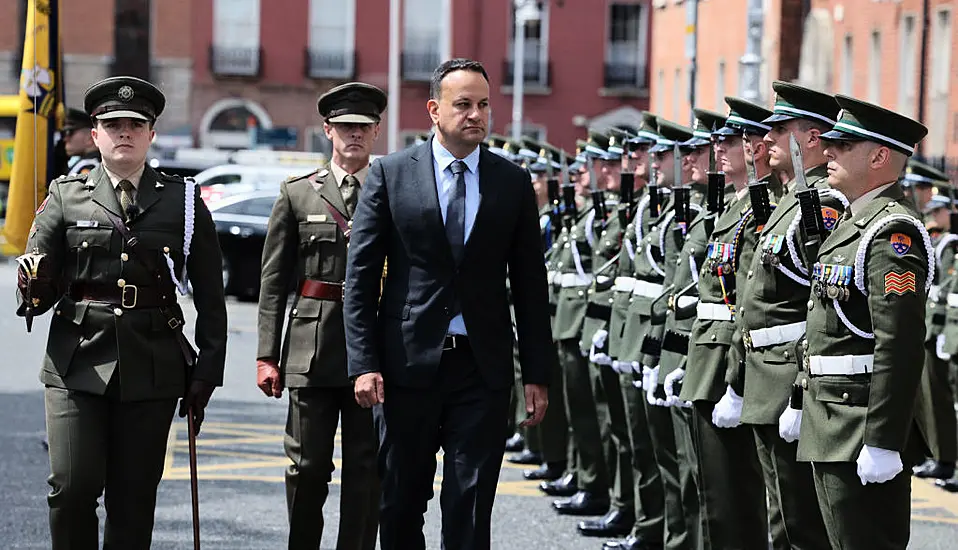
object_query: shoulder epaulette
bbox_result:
[52,173,88,185]
[285,168,323,184]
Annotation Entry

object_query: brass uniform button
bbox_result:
[801,379,808,390]
[120,252,129,261]
[117,279,126,288]
[163,246,170,253]
[842,392,850,402]
[81,241,89,249]
[113,308,123,316]
[807,300,814,311]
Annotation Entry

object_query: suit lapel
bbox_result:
[315,167,349,219]
[464,148,500,257]
[90,165,123,217]
[135,167,161,215]
[413,140,454,264]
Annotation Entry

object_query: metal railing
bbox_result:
[503,58,551,88]
[305,48,355,80]
[209,45,261,78]
[603,61,648,89]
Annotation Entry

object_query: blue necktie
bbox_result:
[446,160,467,265]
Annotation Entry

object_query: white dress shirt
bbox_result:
[431,136,480,336]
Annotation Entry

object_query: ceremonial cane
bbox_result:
[187,407,201,550]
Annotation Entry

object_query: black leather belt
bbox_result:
[70,282,175,309]
[443,334,469,351]
[662,329,690,356]
[585,302,613,321]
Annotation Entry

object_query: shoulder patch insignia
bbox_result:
[821,207,839,231]
[35,195,49,215]
[890,233,912,256]
[884,270,917,296]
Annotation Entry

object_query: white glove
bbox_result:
[664,368,686,407]
[856,445,903,485]
[632,379,643,389]
[592,329,609,349]
[631,361,642,375]
[712,385,743,428]
[778,406,802,442]
[642,366,652,391]
[646,366,667,406]
[589,344,613,366]
[937,334,951,361]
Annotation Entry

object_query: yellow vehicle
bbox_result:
[0,95,17,182]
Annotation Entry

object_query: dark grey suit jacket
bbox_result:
[343,139,556,390]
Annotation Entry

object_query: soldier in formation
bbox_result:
[511,77,951,550]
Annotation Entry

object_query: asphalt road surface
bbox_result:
[0,261,957,549]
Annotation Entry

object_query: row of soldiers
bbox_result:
[492,81,958,550]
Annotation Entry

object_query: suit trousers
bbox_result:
[558,339,610,494]
[812,462,911,550]
[914,347,958,463]
[752,424,830,550]
[374,344,511,550]
[530,343,570,465]
[45,385,176,550]
[690,402,768,550]
[589,361,634,510]
[619,371,665,543]
[285,386,379,550]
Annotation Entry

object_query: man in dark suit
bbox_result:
[343,58,556,550]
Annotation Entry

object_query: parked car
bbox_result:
[208,190,279,300]
[194,164,298,207]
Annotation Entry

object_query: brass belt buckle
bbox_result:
[121,284,138,308]
[743,330,753,351]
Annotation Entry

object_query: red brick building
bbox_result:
[0,0,195,140]
[801,0,958,158]
[190,0,654,155]
[649,0,805,124]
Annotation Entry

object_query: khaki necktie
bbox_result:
[341,174,360,218]
[118,179,136,221]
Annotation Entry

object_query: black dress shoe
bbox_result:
[936,477,958,493]
[505,433,525,452]
[539,472,578,497]
[524,461,565,481]
[577,508,634,537]
[553,490,610,516]
[603,535,663,550]
[913,459,956,480]
[507,449,542,465]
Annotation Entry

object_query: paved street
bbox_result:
[1,261,957,549]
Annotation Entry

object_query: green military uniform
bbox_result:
[797,96,931,550]
[732,82,840,550]
[603,114,668,550]
[615,119,695,550]
[574,130,638,535]
[908,162,958,481]
[19,77,227,549]
[551,133,617,515]
[679,97,778,549]
[257,83,385,550]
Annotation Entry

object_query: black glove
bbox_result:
[179,380,216,435]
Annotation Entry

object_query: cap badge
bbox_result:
[118,85,134,102]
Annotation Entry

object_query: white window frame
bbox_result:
[656,69,665,114]
[868,30,881,103]
[605,1,650,89]
[898,14,918,117]
[841,34,853,95]
[507,1,550,88]
[212,0,261,76]
[307,0,356,79]
[672,68,681,122]
[927,7,953,155]
[505,122,547,143]
[716,59,726,111]
[402,0,443,81]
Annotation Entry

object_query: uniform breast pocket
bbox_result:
[298,221,339,278]
[65,226,114,280]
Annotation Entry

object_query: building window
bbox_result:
[656,69,665,114]
[505,123,547,142]
[672,68,681,122]
[211,0,260,77]
[841,34,853,95]
[716,60,726,111]
[402,0,442,81]
[898,15,917,117]
[506,1,550,88]
[928,9,953,155]
[868,31,881,103]
[307,0,355,79]
[113,0,151,80]
[605,2,649,89]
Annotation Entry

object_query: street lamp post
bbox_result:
[512,0,540,144]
